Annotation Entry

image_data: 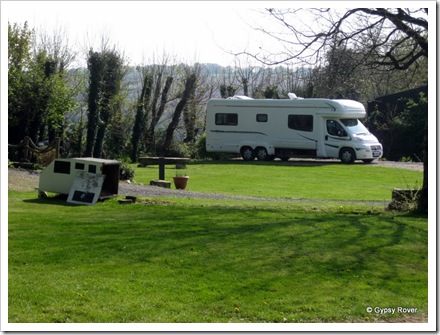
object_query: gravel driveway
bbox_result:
[8,159,423,205]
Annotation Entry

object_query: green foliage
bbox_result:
[399,94,427,161]
[156,138,193,158]
[85,48,125,158]
[8,22,76,146]
[220,84,237,98]
[195,134,235,160]
[368,92,427,161]
[8,22,33,140]
[119,163,135,181]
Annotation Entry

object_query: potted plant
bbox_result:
[173,171,189,190]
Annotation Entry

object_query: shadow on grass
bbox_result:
[23,195,82,207]
[55,206,411,279]
[188,158,374,168]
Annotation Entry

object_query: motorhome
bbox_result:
[205,95,383,163]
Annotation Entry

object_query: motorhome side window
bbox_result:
[256,114,268,122]
[215,113,238,126]
[288,115,313,132]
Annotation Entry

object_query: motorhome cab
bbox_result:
[205,95,383,163]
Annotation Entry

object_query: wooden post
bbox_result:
[23,136,30,162]
[55,137,61,158]
[158,157,165,180]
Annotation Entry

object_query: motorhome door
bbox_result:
[324,119,349,158]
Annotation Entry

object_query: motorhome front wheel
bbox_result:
[340,148,356,164]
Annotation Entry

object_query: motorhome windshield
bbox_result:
[340,119,370,135]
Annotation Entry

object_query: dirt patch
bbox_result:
[8,168,41,192]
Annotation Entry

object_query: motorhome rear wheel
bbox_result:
[256,147,269,161]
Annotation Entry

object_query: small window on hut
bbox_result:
[75,163,85,170]
[88,165,97,174]
[54,160,71,174]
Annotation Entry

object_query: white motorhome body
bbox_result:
[205,97,383,163]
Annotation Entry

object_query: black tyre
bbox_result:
[340,148,356,164]
[256,147,269,161]
[240,146,255,161]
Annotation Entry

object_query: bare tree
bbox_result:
[238,8,427,70]
[218,66,239,98]
[234,58,264,97]
[36,25,76,71]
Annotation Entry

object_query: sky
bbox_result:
[3,1,279,67]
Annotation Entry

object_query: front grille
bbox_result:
[370,145,381,151]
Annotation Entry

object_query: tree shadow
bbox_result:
[191,158,374,168]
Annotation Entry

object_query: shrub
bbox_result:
[119,164,135,181]
[195,134,236,160]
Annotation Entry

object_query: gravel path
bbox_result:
[8,159,422,205]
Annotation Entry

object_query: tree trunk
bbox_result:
[85,51,102,157]
[163,73,197,152]
[146,76,173,152]
[183,97,197,142]
[131,74,153,162]
[417,119,428,214]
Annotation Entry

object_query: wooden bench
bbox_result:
[138,157,191,168]
[138,157,191,187]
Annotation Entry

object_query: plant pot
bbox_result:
[173,176,189,190]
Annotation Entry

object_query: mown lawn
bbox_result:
[8,185,428,324]
[131,161,423,202]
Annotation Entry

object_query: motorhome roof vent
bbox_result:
[288,93,303,100]
[228,95,253,100]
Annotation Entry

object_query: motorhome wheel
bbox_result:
[256,147,268,161]
[240,147,255,161]
[340,148,356,164]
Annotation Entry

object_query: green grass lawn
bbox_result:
[8,162,427,325]
[9,204,427,323]
[132,161,423,202]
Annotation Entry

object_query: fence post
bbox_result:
[55,137,61,158]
